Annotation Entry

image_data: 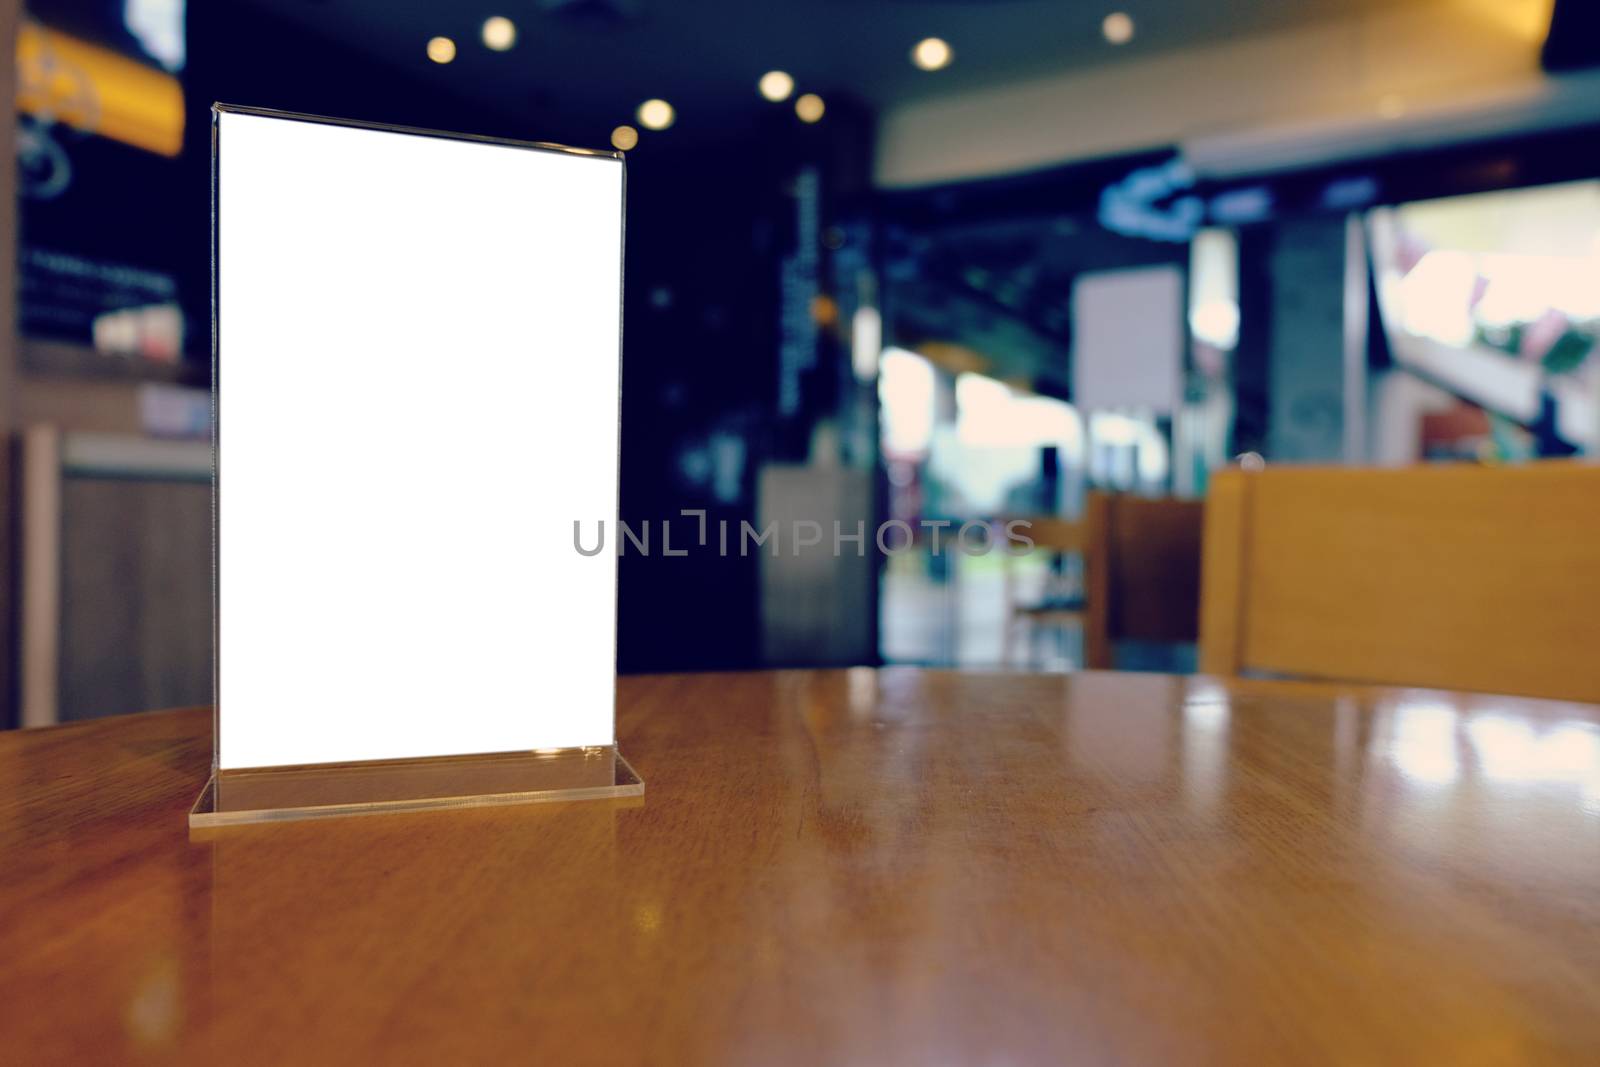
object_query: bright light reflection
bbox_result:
[1189,299,1240,350]
[851,306,881,382]
[1184,699,1228,733]
[879,347,937,454]
[1466,715,1600,786]
[1090,410,1139,446]
[911,37,953,71]
[795,93,825,123]
[637,99,674,131]
[846,667,877,719]
[426,36,456,64]
[940,372,1087,511]
[482,16,516,51]
[1189,229,1238,351]
[1102,12,1134,45]
[758,70,794,102]
[1397,250,1478,346]
[957,373,1083,451]
[1184,679,1229,705]
[1182,694,1228,814]
[124,0,185,71]
[1390,703,1461,786]
[1474,252,1600,324]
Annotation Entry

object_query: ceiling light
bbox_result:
[636,99,674,130]
[911,37,952,71]
[611,125,639,151]
[795,93,825,123]
[1102,12,1134,45]
[426,36,456,64]
[482,17,516,51]
[759,70,795,102]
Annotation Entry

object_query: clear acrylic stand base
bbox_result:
[190,746,643,827]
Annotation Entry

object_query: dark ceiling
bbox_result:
[250,0,1445,149]
[234,0,1465,396]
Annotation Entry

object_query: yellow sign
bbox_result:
[16,22,184,157]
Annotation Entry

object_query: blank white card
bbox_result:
[216,109,623,768]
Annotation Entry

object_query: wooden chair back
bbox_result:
[1018,516,1087,554]
[1000,515,1088,666]
[1084,492,1204,667]
[1199,461,1600,703]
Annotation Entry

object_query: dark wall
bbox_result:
[615,105,875,672]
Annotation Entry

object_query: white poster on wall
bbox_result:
[215,107,623,770]
[1071,265,1184,414]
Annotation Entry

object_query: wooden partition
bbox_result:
[21,427,211,725]
[1200,462,1600,703]
[1,0,19,726]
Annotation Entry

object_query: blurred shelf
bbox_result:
[20,338,208,388]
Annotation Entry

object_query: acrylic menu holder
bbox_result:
[192,105,641,827]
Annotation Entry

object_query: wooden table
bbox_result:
[4,670,1600,1064]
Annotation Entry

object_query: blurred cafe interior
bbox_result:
[5,0,1600,1059]
[4,0,1599,721]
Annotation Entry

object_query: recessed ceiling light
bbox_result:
[637,99,675,131]
[759,70,795,102]
[795,93,825,123]
[426,36,456,64]
[611,125,639,151]
[911,37,953,71]
[1102,12,1134,45]
[482,16,516,51]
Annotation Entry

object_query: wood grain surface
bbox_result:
[4,670,1600,1064]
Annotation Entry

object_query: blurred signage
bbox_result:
[1071,266,1184,414]
[16,21,184,157]
[16,6,194,365]
[1098,157,1202,242]
[19,246,181,357]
